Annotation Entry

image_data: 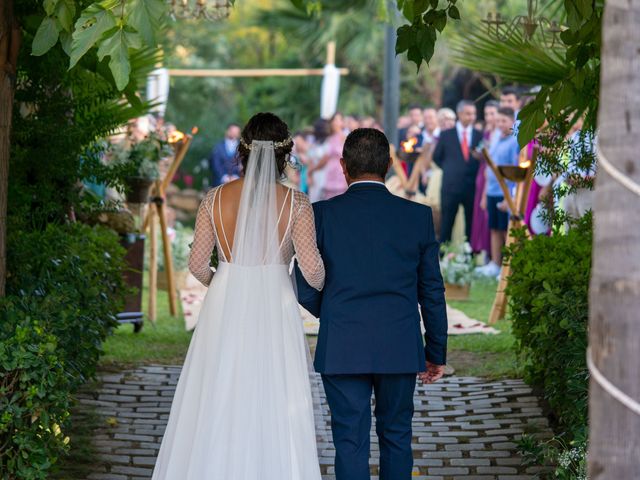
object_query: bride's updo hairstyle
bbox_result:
[238,112,293,177]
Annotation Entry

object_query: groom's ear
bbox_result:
[340,157,349,180]
[386,156,393,175]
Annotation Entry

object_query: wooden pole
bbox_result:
[482,148,536,324]
[148,202,158,323]
[326,41,336,65]
[0,2,19,297]
[155,181,177,317]
[143,133,194,232]
[167,67,349,78]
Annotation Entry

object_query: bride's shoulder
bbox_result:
[291,189,311,206]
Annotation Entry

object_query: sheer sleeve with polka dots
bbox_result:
[291,191,325,291]
[188,188,217,287]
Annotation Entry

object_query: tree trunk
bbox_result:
[589,1,640,478]
[0,0,18,298]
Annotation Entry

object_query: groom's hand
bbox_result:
[418,362,446,384]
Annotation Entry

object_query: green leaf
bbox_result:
[430,0,439,7]
[395,25,415,54]
[412,0,430,14]
[517,102,546,148]
[549,82,576,115]
[416,26,436,62]
[44,0,58,16]
[60,32,73,56]
[433,9,447,32]
[97,27,142,90]
[401,0,414,21]
[127,0,165,46]
[448,5,460,19]
[69,3,118,68]
[32,17,60,56]
[56,0,76,32]
[407,45,423,71]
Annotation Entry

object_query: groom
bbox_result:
[296,128,448,480]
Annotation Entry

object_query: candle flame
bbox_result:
[520,160,531,169]
[191,126,199,135]
[401,137,418,153]
[168,130,185,144]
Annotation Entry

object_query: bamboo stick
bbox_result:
[148,202,158,323]
[167,68,349,77]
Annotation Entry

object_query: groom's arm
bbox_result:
[417,207,448,365]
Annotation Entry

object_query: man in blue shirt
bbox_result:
[477,107,520,278]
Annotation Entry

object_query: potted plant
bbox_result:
[109,131,172,203]
[439,241,474,301]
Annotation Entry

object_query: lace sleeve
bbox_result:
[291,191,325,291]
[188,189,216,287]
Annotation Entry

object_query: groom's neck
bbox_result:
[347,174,385,185]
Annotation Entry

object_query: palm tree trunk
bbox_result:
[0,0,18,297]
[589,0,640,477]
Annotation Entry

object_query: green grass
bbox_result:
[101,273,521,379]
[446,279,521,379]
[101,274,192,367]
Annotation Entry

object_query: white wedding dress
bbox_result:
[152,141,325,480]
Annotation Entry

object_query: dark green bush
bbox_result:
[505,214,591,438]
[0,223,128,479]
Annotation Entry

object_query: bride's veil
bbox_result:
[231,140,282,266]
[229,139,329,455]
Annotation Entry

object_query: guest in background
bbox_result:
[291,131,310,193]
[405,108,440,196]
[477,107,520,278]
[307,118,331,203]
[470,100,500,256]
[397,104,424,147]
[344,115,361,133]
[437,108,457,131]
[433,100,482,244]
[308,113,347,200]
[209,123,241,187]
[500,87,522,114]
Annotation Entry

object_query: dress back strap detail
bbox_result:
[216,186,233,263]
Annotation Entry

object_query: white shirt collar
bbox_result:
[349,180,386,187]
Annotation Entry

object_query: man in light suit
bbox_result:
[296,128,448,480]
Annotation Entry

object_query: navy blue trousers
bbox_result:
[322,374,416,480]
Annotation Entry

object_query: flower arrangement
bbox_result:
[108,130,173,180]
[439,241,474,287]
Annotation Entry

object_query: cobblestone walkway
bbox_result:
[78,365,551,480]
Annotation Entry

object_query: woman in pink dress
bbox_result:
[470,101,499,255]
[306,113,347,200]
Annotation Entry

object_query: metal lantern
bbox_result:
[169,0,232,21]
[482,0,563,47]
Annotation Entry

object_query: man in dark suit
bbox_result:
[208,123,241,187]
[296,128,448,480]
[432,100,483,243]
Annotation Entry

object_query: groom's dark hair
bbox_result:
[342,128,390,179]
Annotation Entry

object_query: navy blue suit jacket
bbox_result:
[296,183,448,374]
[209,141,240,187]
[432,127,482,195]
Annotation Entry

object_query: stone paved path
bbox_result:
[78,365,551,480]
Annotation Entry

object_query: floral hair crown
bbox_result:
[240,137,293,150]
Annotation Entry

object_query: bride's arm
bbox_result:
[188,189,217,287]
[291,192,325,291]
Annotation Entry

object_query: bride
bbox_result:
[152,113,325,479]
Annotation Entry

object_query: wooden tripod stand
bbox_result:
[482,147,537,324]
[145,129,195,323]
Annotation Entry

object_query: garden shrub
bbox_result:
[0,223,128,479]
[506,213,592,438]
